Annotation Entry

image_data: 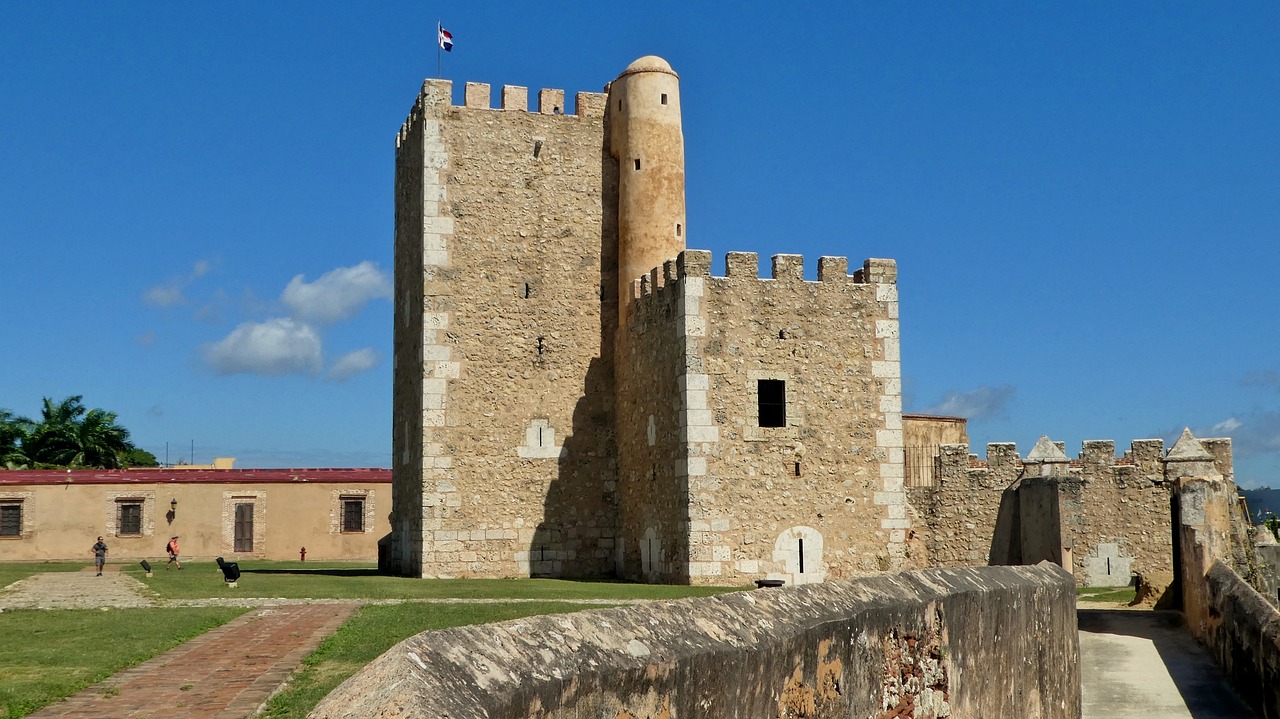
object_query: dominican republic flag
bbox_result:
[438,24,453,52]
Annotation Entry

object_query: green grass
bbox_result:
[258,601,597,719]
[0,562,84,590]
[0,606,249,719]
[1,562,738,717]
[122,560,742,601]
[1076,585,1138,604]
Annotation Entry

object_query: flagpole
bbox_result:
[436,21,441,79]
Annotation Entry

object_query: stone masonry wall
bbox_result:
[391,80,618,578]
[628,251,908,585]
[912,438,1177,588]
[389,80,430,577]
[615,256,693,582]
[313,563,1081,719]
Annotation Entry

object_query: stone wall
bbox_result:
[615,251,907,585]
[911,437,1186,593]
[391,79,619,578]
[1177,472,1280,718]
[1197,562,1280,717]
[312,563,1080,718]
[615,255,691,582]
[695,253,907,582]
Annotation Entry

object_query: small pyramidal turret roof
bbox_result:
[1026,435,1069,462]
[1166,428,1214,461]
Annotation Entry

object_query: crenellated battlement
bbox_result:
[626,250,898,302]
[935,433,1233,486]
[397,78,608,145]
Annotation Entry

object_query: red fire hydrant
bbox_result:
[300,547,306,562]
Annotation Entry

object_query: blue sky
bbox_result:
[2,3,1278,485]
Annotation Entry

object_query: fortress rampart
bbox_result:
[314,564,1080,718]
[909,432,1234,599]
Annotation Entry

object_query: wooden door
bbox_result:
[234,503,254,552]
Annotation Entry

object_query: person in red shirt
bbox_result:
[166,536,183,570]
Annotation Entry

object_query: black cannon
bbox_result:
[754,579,785,589]
[215,556,241,584]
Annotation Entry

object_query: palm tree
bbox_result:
[21,396,87,467]
[20,396,136,469]
[0,409,33,468]
[63,408,133,469]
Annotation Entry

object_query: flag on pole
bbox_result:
[438,24,453,52]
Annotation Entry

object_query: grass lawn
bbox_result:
[259,601,598,719]
[0,562,84,590]
[1,561,738,717]
[0,606,249,719]
[122,560,743,601]
[1076,585,1138,604]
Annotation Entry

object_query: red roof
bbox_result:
[0,468,391,486]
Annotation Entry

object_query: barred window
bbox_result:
[341,497,365,533]
[0,502,21,537]
[117,501,143,536]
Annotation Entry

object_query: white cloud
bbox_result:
[143,259,215,308]
[919,385,1015,420]
[144,284,185,307]
[326,348,380,382]
[281,261,391,325]
[1212,417,1243,433]
[136,331,156,347]
[203,318,322,376]
[1194,412,1280,459]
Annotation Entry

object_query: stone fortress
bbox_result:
[386,56,1238,596]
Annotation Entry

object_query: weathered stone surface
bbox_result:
[1197,562,1280,718]
[912,436,1188,599]
[390,58,905,584]
[311,564,1079,718]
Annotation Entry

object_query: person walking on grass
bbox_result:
[166,535,183,570]
[91,536,107,576]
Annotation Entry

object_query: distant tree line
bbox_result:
[0,396,158,470]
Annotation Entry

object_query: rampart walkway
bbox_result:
[1079,608,1254,718]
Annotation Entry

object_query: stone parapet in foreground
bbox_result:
[312,563,1079,718]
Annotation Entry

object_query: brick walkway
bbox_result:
[25,602,359,719]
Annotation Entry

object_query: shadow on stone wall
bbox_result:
[529,137,620,579]
[988,481,1022,566]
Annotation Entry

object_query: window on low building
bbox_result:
[0,501,21,537]
[342,496,365,533]
[117,500,143,536]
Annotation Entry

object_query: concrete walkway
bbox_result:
[1079,609,1255,718]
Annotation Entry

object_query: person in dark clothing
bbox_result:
[91,536,107,576]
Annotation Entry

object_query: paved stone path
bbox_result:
[1,568,637,719]
[1079,608,1255,718]
[0,566,158,610]
[24,602,358,719]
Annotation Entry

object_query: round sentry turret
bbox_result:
[609,56,686,323]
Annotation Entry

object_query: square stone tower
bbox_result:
[389,59,908,583]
